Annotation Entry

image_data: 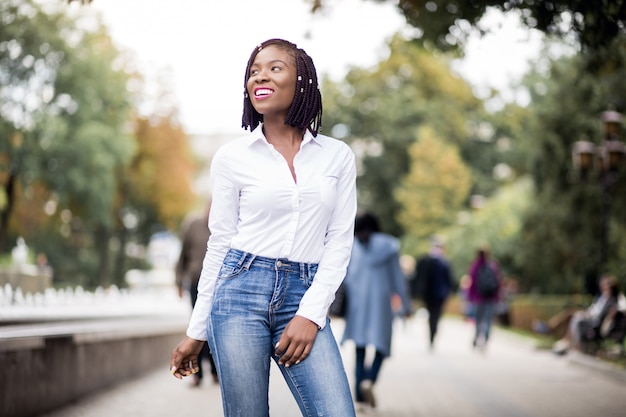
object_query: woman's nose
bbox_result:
[256,68,269,82]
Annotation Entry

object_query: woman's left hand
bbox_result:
[274,315,318,367]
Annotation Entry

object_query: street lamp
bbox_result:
[571,110,626,272]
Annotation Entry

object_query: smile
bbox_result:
[254,88,274,97]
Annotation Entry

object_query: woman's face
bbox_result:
[246,45,297,120]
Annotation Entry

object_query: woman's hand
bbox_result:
[170,336,205,379]
[274,315,319,367]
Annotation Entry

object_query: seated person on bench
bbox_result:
[546,274,622,355]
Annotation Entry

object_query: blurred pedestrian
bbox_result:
[467,246,502,350]
[414,237,453,349]
[341,212,412,410]
[174,206,218,386]
[549,274,622,355]
[170,38,358,417]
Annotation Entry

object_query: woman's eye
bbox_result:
[271,66,281,72]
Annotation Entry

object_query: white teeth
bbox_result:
[255,88,273,96]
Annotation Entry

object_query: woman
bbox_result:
[467,247,502,350]
[170,39,357,417]
[341,212,412,410]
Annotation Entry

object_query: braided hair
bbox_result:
[241,38,323,137]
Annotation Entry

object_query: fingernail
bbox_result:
[275,342,280,348]
[295,360,300,365]
[170,366,176,374]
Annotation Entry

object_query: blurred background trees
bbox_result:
[319,1,626,293]
[1,0,197,289]
[2,0,625,294]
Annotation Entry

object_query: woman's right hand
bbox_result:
[170,336,205,379]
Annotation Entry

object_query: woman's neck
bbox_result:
[262,122,303,147]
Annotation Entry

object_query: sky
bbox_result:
[74,0,543,135]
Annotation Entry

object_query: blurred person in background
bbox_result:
[341,211,412,410]
[548,274,622,355]
[413,237,454,349]
[175,205,218,386]
[467,246,502,350]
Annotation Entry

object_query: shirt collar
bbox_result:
[246,123,321,148]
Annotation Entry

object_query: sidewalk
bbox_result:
[41,312,626,417]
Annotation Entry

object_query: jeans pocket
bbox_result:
[217,255,245,280]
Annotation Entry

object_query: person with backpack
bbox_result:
[467,246,502,350]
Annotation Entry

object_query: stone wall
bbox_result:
[0,317,187,417]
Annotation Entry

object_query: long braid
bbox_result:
[241,39,323,137]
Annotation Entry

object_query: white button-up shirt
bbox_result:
[187,125,357,340]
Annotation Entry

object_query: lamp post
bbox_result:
[571,110,626,273]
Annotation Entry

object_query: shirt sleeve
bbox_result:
[186,149,240,341]
[295,145,357,329]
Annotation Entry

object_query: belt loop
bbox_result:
[243,254,256,269]
[236,250,247,268]
[299,262,305,280]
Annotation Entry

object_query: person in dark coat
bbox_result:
[175,207,218,386]
[414,238,453,349]
[341,212,412,410]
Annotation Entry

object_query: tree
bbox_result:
[320,0,625,52]
[103,111,197,287]
[1,0,70,252]
[322,35,488,236]
[444,177,534,284]
[515,38,626,293]
[395,126,471,255]
[127,112,197,235]
[1,0,198,289]
[0,0,137,284]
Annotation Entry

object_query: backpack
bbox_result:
[476,263,498,298]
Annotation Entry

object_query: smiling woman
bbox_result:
[169,38,358,417]
[243,39,322,137]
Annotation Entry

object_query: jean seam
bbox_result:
[281,366,311,416]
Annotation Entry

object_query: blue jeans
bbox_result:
[207,249,356,417]
[354,346,384,402]
[474,301,496,344]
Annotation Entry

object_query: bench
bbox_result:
[580,308,626,356]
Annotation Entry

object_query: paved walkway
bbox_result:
[40,312,626,417]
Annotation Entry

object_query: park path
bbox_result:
[41,312,626,417]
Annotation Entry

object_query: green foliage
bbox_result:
[516,36,626,293]
[395,126,472,252]
[0,0,197,288]
[377,0,626,52]
[443,177,534,283]
[322,35,488,235]
[127,114,197,237]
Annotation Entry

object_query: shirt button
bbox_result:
[276,261,283,267]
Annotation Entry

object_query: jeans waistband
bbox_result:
[227,248,318,274]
